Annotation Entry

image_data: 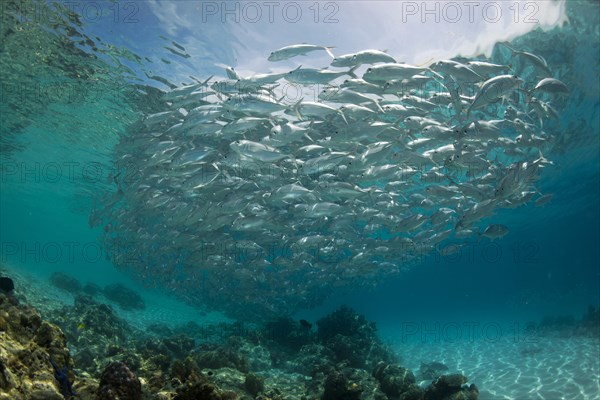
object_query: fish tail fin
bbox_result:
[266,84,280,98]
[202,75,214,86]
[338,109,348,125]
[325,46,335,58]
[373,99,384,113]
[293,97,305,120]
[347,65,359,79]
[417,57,435,67]
[536,149,553,166]
[476,228,483,244]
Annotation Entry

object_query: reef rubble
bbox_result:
[0,281,482,400]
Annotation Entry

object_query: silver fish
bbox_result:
[268,44,335,61]
[331,49,396,67]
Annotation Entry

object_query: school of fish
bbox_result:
[95,42,566,319]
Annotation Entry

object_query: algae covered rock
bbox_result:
[322,369,362,400]
[170,357,202,385]
[173,374,239,400]
[265,316,315,351]
[97,361,142,400]
[192,342,250,373]
[372,361,417,398]
[423,374,477,400]
[287,343,335,376]
[244,372,265,396]
[0,276,14,293]
[0,292,73,400]
[316,306,397,369]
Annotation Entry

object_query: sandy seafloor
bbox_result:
[3,263,599,400]
[383,330,600,400]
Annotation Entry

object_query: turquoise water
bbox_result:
[1,1,599,398]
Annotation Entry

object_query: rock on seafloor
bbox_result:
[0,292,72,400]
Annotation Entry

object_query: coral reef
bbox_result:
[173,379,237,400]
[265,316,315,351]
[103,283,146,311]
[316,306,398,370]
[97,362,142,400]
[286,344,335,376]
[318,361,386,400]
[423,374,478,400]
[49,272,82,295]
[192,340,250,373]
[244,372,265,396]
[45,294,133,375]
[372,362,419,398]
[1,275,484,400]
[0,292,73,400]
[83,282,102,297]
[526,305,600,338]
[322,368,363,400]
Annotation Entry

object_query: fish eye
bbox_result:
[367,68,372,72]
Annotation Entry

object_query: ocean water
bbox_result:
[1,1,599,399]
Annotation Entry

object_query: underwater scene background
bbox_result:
[0,0,599,399]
